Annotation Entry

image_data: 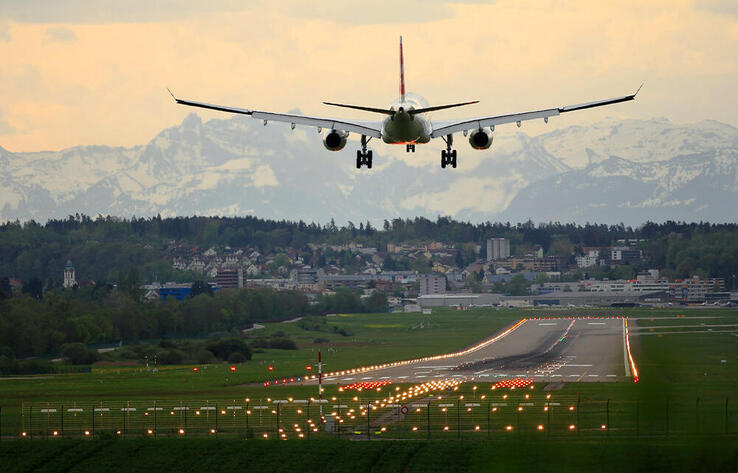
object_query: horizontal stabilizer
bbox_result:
[407,100,479,115]
[323,102,395,115]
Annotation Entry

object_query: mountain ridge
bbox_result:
[1,115,736,224]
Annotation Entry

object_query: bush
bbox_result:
[250,338,270,349]
[205,338,252,360]
[196,349,215,363]
[158,348,186,365]
[60,342,99,365]
[227,351,247,363]
[269,338,298,350]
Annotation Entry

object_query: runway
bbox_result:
[308,317,633,386]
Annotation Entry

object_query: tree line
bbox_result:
[0,285,388,360]
[1,215,736,284]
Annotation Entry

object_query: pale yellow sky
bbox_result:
[1,0,737,151]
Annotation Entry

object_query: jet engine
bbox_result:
[323,130,348,151]
[468,129,493,150]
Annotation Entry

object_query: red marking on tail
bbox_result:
[399,36,405,101]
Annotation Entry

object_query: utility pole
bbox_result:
[318,350,323,416]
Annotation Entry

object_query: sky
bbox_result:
[1,0,738,152]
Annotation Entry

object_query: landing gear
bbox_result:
[406,144,415,153]
[356,135,373,169]
[441,134,457,168]
[356,150,373,169]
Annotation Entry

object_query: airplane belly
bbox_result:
[382,116,430,144]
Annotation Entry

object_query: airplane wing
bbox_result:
[168,90,382,138]
[430,86,642,138]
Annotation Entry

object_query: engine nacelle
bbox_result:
[469,129,493,150]
[323,130,348,151]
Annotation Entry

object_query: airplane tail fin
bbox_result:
[399,36,405,102]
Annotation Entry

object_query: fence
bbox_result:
[9,393,738,440]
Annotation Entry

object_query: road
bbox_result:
[308,317,632,386]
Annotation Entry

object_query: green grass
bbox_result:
[2,438,736,473]
[1,308,737,441]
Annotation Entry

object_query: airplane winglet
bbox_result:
[633,83,644,97]
[167,88,178,102]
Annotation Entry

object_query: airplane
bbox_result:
[169,36,640,170]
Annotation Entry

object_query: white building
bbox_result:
[487,238,510,261]
[575,250,601,268]
[419,274,446,296]
[63,259,76,288]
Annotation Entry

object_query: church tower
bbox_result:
[63,259,76,288]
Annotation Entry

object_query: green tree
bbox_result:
[190,280,214,298]
[507,274,531,296]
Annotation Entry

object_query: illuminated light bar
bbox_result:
[623,318,640,383]
[491,377,534,389]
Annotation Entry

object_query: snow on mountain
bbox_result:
[500,151,738,224]
[0,115,736,224]
[536,117,738,168]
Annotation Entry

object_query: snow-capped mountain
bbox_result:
[1,115,736,225]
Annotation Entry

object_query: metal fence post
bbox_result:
[576,396,580,437]
[546,402,551,438]
[366,403,370,440]
[29,405,32,439]
[274,403,278,438]
[486,400,490,439]
[91,404,95,438]
[215,403,219,437]
[606,399,610,437]
[426,401,431,440]
[306,399,310,440]
[153,401,156,438]
[245,400,248,438]
[457,402,461,439]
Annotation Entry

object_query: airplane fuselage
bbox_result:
[381,93,432,144]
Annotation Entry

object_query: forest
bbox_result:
[0,215,736,284]
[0,284,388,365]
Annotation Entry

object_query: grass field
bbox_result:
[1,307,737,471]
[2,438,736,473]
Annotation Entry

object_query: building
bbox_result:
[500,255,561,272]
[417,293,502,308]
[216,268,244,289]
[575,250,601,268]
[487,238,510,261]
[419,274,446,296]
[608,247,643,265]
[63,259,76,288]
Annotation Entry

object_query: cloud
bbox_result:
[0,0,485,25]
[0,20,10,41]
[0,0,251,23]
[698,0,738,17]
[0,109,14,135]
[44,26,76,43]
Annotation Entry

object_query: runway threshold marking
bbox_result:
[587,322,606,325]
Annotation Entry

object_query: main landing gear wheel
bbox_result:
[356,150,373,169]
[441,149,457,168]
[355,134,373,169]
[440,133,457,169]
[406,144,415,153]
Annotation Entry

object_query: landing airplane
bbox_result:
[169,37,640,170]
